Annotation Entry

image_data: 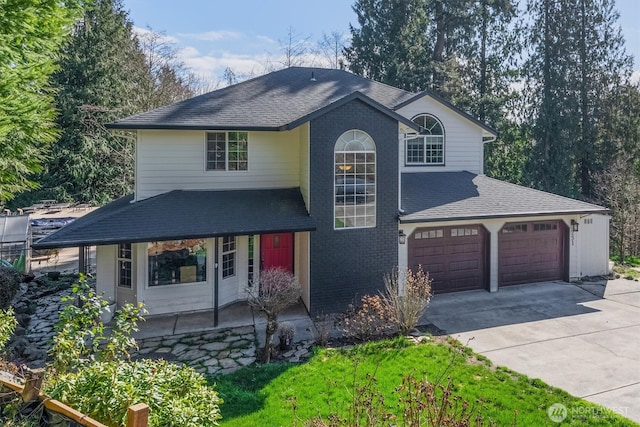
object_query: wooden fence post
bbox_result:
[126,403,149,427]
[21,367,45,402]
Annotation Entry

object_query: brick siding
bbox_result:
[308,99,399,316]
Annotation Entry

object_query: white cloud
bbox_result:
[631,70,640,84]
[177,30,242,42]
[256,35,277,45]
[178,46,201,59]
[132,26,179,44]
[179,50,272,80]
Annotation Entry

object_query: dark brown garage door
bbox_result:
[498,220,566,286]
[408,225,488,294]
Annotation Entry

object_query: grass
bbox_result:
[610,255,640,267]
[210,337,637,426]
[612,264,640,281]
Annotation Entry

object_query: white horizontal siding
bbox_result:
[397,96,484,174]
[136,130,301,200]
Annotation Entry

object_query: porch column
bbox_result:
[484,222,503,292]
[78,245,85,274]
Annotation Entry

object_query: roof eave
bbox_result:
[399,209,610,224]
[32,225,317,250]
[281,91,420,132]
[106,123,281,131]
[395,91,498,137]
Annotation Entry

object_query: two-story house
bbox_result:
[34,67,610,321]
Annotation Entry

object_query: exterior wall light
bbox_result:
[571,219,579,232]
[399,230,406,244]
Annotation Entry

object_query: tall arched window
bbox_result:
[334,130,376,229]
[405,114,444,165]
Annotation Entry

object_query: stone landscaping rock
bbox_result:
[201,342,228,351]
[7,277,316,377]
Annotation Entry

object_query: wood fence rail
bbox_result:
[0,369,149,427]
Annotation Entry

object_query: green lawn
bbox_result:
[210,337,637,426]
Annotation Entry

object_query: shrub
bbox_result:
[278,321,295,348]
[247,267,301,362]
[313,313,333,347]
[342,295,396,341]
[50,275,145,372]
[0,265,22,308]
[46,359,223,427]
[382,266,432,334]
[0,307,16,351]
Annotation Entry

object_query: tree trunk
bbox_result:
[263,317,278,363]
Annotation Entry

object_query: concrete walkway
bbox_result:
[422,279,640,424]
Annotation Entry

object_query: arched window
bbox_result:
[405,114,444,165]
[334,130,376,229]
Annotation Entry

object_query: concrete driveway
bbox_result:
[423,279,640,424]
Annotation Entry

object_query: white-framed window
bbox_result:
[147,239,207,286]
[334,129,376,229]
[415,229,443,239]
[247,235,255,284]
[405,114,444,165]
[206,131,248,171]
[222,236,236,278]
[451,228,479,237]
[117,243,132,288]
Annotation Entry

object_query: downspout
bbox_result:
[214,237,219,326]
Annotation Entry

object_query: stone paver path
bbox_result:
[133,326,316,376]
[133,326,257,376]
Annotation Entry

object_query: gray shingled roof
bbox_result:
[108,67,416,131]
[33,188,315,249]
[400,172,608,223]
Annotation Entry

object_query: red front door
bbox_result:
[261,233,294,273]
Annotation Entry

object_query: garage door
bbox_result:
[498,220,566,286]
[408,225,488,294]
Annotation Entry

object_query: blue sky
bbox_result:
[123,0,639,83]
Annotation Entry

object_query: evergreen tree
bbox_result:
[345,0,431,91]
[523,0,632,197]
[39,0,148,204]
[0,0,81,203]
[572,0,631,197]
[16,0,196,206]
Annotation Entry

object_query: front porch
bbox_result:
[129,301,317,375]
[133,301,316,347]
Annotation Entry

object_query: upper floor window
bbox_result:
[206,131,248,171]
[334,130,376,229]
[405,114,444,165]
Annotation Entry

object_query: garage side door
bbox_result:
[408,225,488,294]
[498,220,565,286]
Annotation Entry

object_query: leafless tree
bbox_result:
[317,31,348,69]
[247,267,301,362]
[135,28,200,108]
[594,152,640,263]
[278,26,314,68]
